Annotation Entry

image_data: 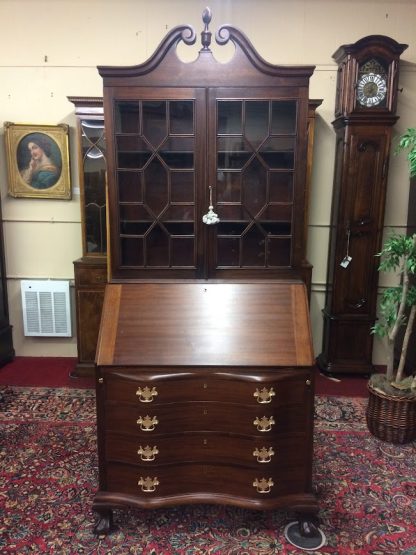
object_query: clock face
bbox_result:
[356,73,387,107]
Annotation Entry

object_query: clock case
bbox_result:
[318,35,408,375]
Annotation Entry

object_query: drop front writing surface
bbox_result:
[96,282,314,368]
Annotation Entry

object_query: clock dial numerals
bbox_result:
[357,73,387,107]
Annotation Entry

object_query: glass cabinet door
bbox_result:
[81,118,107,255]
[210,92,300,276]
[110,89,205,279]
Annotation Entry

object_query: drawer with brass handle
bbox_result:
[105,402,307,436]
[105,433,306,469]
[105,461,308,500]
[102,370,313,407]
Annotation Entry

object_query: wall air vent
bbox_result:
[21,280,72,337]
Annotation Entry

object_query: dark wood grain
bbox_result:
[99,282,313,367]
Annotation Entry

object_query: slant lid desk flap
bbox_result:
[96,282,314,368]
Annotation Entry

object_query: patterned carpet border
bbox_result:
[1,386,415,555]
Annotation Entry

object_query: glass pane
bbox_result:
[117,136,152,169]
[259,137,295,169]
[162,205,194,222]
[82,120,105,145]
[271,101,297,134]
[85,204,106,253]
[217,222,247,235]
[241,227,266,266]
[216,204,250,221]
[164,222,194,235]
[118,171,142,202]
[260,222,291,235]
[159,137,194,168]
[245,101,269,148]
[217,171,241,202]
[143,101,167,147]
[242,158,267,216]
[121,237,143,265]
[171,238,195,266]
[116,102,140,133]
[171,172,194,202]
[269,172,293,202]
[120,204,151,222]
[146,226,169,266]
[170,101,193,134]
[120,220,152,235]
[84,157,106,205]
[120,203,152,235]
[268,237,291,266]
[144,159,168,216]
[218,101,242,134]
[217,237,240,266]
[217,137,252,169]
[260,204,293,222]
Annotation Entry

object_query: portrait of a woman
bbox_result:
[17,133,62,190]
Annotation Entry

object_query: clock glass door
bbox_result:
[208,89,300,277]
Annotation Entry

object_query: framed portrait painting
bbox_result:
[4,122,71,199]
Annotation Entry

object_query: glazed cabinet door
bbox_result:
[106,88,207,280]
[207,89,308,279]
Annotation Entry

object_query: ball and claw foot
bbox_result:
[94,510,116,537]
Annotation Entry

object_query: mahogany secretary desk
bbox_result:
[93,9,322,544]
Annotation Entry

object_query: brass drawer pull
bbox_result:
[136,386,158,403]
[137,415,158,431]
[138,476,159,493]
[253,446,275,463]
[254,416,275,432]
[253,387,275,404]
[253,477,274,494]
[137,445,159,461]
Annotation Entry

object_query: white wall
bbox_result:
[0,0,415,360]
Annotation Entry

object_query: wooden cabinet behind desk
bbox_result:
[72,257,106,375]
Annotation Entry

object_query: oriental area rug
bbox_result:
[0,386,416,554]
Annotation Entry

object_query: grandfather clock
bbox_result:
[318,35,408,375]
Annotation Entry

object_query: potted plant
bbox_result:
[367,127,416,444]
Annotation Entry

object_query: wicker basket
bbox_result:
[366,383,416,444]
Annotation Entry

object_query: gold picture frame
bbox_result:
[4,122,71,199]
